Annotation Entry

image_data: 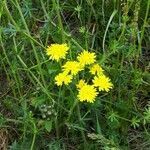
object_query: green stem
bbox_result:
[117,115,131,122]
[102,0,105,23]
[30,122,37,150]
[13,0,47,88]
[66,86,87,145]
[135,0,150,68]
[102,10,117,52]
[3,0,19,30]
[3,1,45,49]
[76,103,87,146]
[0,40,19,97]
[67,99,78,122]
[52,0,65,43]
[41,0,83,50]
[55,117,59,139]
[16,53,69,113]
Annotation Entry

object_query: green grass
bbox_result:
[0,0,150,149]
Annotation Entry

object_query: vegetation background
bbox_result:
[0,0,150,149]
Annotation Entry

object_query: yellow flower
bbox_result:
[77,84,98,103]
[62,61,83,75]
[55,72,72,86]
[76,79,87,89]
[93,75,113,92]
[46,43,69,61]
[90,63,104,75]
[77,50,96,66]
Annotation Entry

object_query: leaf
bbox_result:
[31,96,46,108]
[45,120,52,132]
[131,117,140,129]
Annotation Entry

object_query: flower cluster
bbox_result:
[40,104,57,120]
[46,43,113,103]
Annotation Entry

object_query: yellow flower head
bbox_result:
[90,63,104,75]
[76,79,87,89]
[62,61,83,75]
[77,50,96,66]
[93,75,113,92]
[55,72,72,86]
[77,84,98,103]
[46,43,69,61]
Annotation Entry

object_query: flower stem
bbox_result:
[52,0,65,43]
[30,122,37,150]
[76,102,87,146]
